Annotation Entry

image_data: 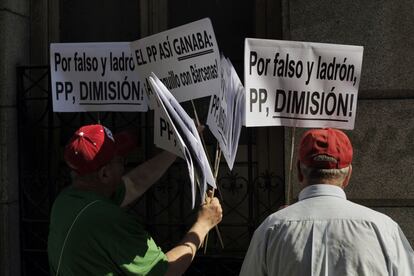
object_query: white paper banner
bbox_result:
[244,39,363,129]
[50,42,147,112]
[151,93,185,159]
[207,55,245,170]
[148,73,216,208]
[130,18,220,104]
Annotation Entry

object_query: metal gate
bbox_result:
[17,65,285,275]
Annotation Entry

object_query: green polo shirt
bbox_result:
[47,184,168,275]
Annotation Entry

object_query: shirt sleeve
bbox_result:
[120,236,168,276]
[89,203,169,276]
[239,227,268,276]
[390,226,414,275]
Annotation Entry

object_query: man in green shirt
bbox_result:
[48,124,223,275]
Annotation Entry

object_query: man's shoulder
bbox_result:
[51,187,117,216]
[344,200,399,227]
[256,199,399,230]
[77,199,128,226]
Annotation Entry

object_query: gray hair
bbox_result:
[300,155,350,184]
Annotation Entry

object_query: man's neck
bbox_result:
[73,179,113,198]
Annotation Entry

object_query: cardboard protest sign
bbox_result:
[207,55,245,170]
[148,73,216,208]
[50,42,147,112]
[130,18,220,104]
[244,39,363,129]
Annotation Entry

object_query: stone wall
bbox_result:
[0,0,29,274]
[283,0,414,245]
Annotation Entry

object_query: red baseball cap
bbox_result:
[299,128,353,169]
[64,124,137,175]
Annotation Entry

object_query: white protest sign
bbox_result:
[149,73,216,208]
[148,77,196,207]
[207,55,245,170]
[50,42,147,112]
[244,39,363,129]
[130,18,220,103]
[150,92,185,159]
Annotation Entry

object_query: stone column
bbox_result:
[140,0,168,37]
[0,0,29,275]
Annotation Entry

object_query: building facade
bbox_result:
[1,0,413,275]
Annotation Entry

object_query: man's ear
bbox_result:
[98,165,109,184]
[342,164,352,188]
[297,161,304,182]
